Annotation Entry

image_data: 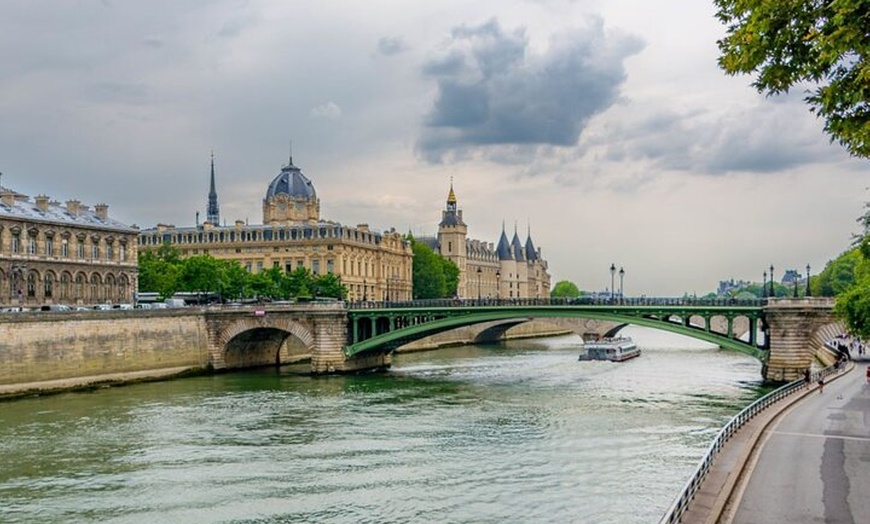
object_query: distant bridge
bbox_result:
[344,297,841,381]
[346,298,767,358]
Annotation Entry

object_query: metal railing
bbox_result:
[659,364,841,524]
[348,296,765,310]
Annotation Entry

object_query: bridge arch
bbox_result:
[346,306,767,361]
[215,316,316,369]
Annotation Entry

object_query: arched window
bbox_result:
[44,273,54,299]
[60,273,70,300]
[27,273,36,298]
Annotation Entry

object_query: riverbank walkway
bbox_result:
[678,359,867,523]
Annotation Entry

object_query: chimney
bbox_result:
[66,200,81,215]
[94,203,109,220]
[35,195,50,213]
[1,190,15,208]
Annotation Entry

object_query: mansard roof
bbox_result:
[0,187,135,233]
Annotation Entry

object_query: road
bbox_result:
[726,361,870,523]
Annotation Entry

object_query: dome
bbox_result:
[265,161,316,200]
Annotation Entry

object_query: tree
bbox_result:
[815,248,862,296]
[411,240,446,299]
[550,280,580,298]
[714,0,870,157]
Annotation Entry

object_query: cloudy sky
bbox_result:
[0,0,866,295]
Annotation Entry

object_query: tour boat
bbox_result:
[578,337,640,362]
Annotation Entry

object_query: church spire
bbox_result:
[207,151,220,224]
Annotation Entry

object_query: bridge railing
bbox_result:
[347,297,765,310]
[659,364,842,524]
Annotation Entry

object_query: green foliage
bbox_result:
[409,238,459,299]
[137,246,347,301]
[834,276,870,339]
[550,280,580,298]
[815,249,861,296]
[715,0,870,157]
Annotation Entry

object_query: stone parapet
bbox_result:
[763,298,840,381]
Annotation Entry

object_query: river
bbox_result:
[0,327,764,523]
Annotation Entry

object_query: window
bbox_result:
[326,259,334,274]
[106,244,114,261]
[27,273,36,297]
[77,243,85,259]
[28,236,37,255]
[256,261,263,273]
[92,244,99,260]
[44,274,53,298]
[312,260,320,275]
[61,239,69,258]
[46,237,54,256]
[11,233,20,254]
[119,243,126,261]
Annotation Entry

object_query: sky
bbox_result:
[0,0,866,296]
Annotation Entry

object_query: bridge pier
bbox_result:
[763,298,840,382]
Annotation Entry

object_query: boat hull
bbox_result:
[578,338,640,362]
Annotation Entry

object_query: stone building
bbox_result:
[0,181,139,308]
[137,157,413,302]
[418,182,551,299]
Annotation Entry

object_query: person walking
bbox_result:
[817,375,824,393]
[865,366,869,384]
[804,368,811,388]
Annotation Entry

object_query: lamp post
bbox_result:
[610,263,616,302]
[496,270,500,301]
[618,266,625,302]
[476,267,482,303]
[762,270,768,298]
[793,278,799,298]
[769,264,775,298]
[806,264,811,297]
[363,278,367,302]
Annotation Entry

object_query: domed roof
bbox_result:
[265,160,316,200]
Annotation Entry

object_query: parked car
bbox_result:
[93,304,112,310]
[164,298,186,308]
[113,303,134,310]
[40,304,71,312]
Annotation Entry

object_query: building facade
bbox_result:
[0,183,139,308]
[420,183,551,299]
[138,157,413,302]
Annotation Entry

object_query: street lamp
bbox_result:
[496,270,500,301]
[793,277,799,298]
[363,278,367,302]
[610,263,616,302]
[476,266,482,302]
[762,270,768,298]
[806,264,811,297]
[618,266,625,301]
[769,264,775,298]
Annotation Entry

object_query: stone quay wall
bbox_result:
[763,298,842,382]
[0,309,209,396]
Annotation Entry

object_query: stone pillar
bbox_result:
[763,298,838,382]
[309,308,391,374]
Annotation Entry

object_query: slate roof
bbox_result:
[0,188,135,233]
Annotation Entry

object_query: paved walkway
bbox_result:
[679,362,857,524]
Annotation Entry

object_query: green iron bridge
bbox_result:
[345,297,770,361]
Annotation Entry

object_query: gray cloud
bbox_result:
[376,36,409,56]
[601,93,847,175]
[417,17,643,162]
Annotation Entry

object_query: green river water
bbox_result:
[0,327,765,523]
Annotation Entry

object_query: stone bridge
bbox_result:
[0,298,844,395]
